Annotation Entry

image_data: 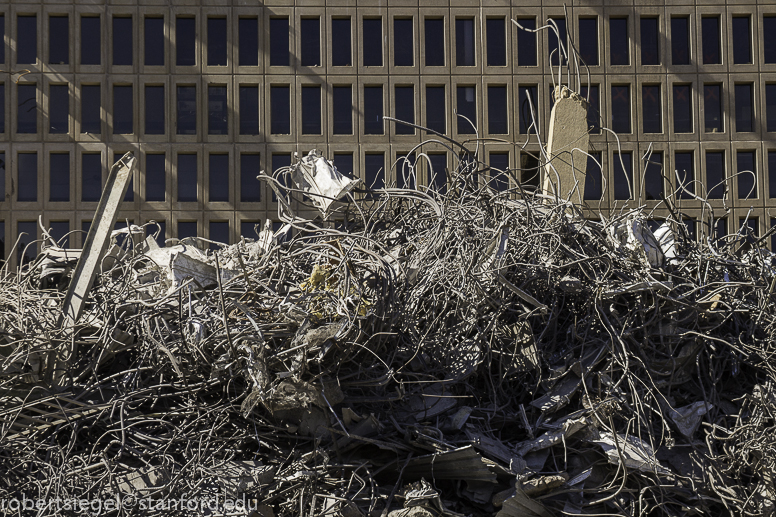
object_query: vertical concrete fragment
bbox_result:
[60,153,136,329]
[542,86,590,204]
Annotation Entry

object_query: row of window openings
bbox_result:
[11,219,282,264]
[5,14,776,69]
[0,151,453,204]
[582,150,776,202]
[4,82,776,137]
[3,149,776,206]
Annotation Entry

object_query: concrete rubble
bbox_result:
[1,21,775,517]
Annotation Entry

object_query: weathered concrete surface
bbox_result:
[542,86,590,204]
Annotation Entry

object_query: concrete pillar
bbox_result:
[542,86,590,204]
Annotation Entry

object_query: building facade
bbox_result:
[1,0,776,266]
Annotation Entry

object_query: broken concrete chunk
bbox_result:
[291,149,361,218]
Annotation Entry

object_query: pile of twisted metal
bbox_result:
[0,140,774,517]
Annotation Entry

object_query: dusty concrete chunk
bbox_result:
[542,86,590,203]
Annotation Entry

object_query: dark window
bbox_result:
[583,152,602,200]
[333,86,353,135]
[331,19,352,66]
[396,153,415,189]
[81,85,100,134]
[209,154,229,202]
[301,18,321,67]
[428,153,447,194]
[17,15,37,64]
[394,18,414,67]
[613,151,632,200]
[177,86,196,135]
[50,153,69,202]
[739,218,757,245]
[642,85,662,133]
[147,220,165,247]
[270,86,290,134]
[0,15,4,64]
[364,86,383,134]
[271,154,291,203]
[209,222,228,247]
[767,84,776,132]
[176,17,196,66]
[644,152,663,200]
[144,17,164,66]
[18,221,37,265]
[673,84,692,133]
[516,18,537,66]
[82,153,101,202]
[146,153,165,202]
[580,85,600,133]
[770,151,776,197]
[579,18,598,66]
[684,219,698,241]
[363,18,383,67]
[49,222,70,248]
[518,85,538,134]
[302,86,321,134]
[735,83,753,132]
[456,18,475,66]
[671,17,689,65]
[425,19,444,66]
[239,18,259,66]
[732,16,751,64]
[395,86,415,134]
[737,151,756,199]
[240,154,261,202]
[145,85,165,134]
[18,153,37,202]
[486,18,506,67]
[520,153,540,189]
[49,16,69,65]
[239,86,259,135]
[426,86,445,134]
[457,86,476,134]
[270,18,290,66]
[488,86,508,134]
[0,153,4,201]
[49,84,69,134]
[675,152,694,199]
[113,17,132,66]
[766,17,776,64]
[0,84,3,133]
[81,16,101,65]
[240,221,258,239]
[706,151,725,199]
[611,85,630,133]
[334,153,353,182]
[610,18,628,65]
[178,222,197,241]
[489,152,509,192]
[17,84,37,134]
[549,18,567,66]
[208,85,228,135]
[715,218,727,242]
[702,17,720,64]
[365,153,385,191]
[705,84,723,133]
[177,154,197,201]
[113,85,133,135]
[207,18,227,66]
[640,17,659,65]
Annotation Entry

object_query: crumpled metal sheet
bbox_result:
[594,431,672,475]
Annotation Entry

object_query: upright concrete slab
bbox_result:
[542,86,590,204]
[60,152,136,329]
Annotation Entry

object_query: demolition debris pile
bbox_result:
[1,149,775,517]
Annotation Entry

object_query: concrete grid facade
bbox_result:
[1,0,776,266]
